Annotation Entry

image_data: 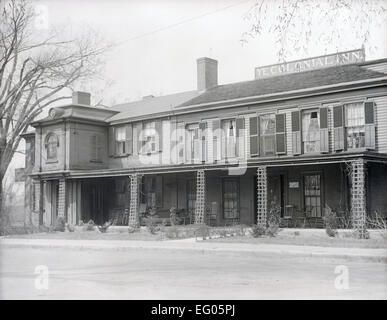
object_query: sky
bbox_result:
[34,0,387,106]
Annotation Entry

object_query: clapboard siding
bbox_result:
[374,96,387,153]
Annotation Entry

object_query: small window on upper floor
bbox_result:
[302,109,320,153]
[115,126,126,155]
[345,102,365,149]
[143,121,156,154]
[90,134,102,162]
[260,114,276,156]
[221,119,236,159]
[45,133,58,161]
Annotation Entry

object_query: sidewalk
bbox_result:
[1,237,386,261]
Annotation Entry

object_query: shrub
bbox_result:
[164,226,179,239]
[66,223,75,232]
[97,220,112,233]
[324,206,338,237]
[52,217,66,232]
[252,224,266,238]
[352,228,370,239]
[145,216,158,234]
[84,219,95,231]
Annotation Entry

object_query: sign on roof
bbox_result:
[255,48,365,79]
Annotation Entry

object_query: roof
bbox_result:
[179,64,386,107]
[108,90,200,122]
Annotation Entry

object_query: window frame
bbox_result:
[344,102,366,150]
[186,123,200,162]
[301,171,324,218]
[222,178,240,220]
[221,118,237,159]
[90,134,103,163]
[259,113,276,157]
[45,133,58,162]
[115,126,126,156]
[301,108,321,154]
[143,121,157,154]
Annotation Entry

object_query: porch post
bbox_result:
[195,170,206,224]
[256,166,268,227]
[128,173,141,228]
[351,159,368,238]
[57,178,66,219]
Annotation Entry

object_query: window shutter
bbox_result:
[137,122,144,154]
[155,176,163,208]
[319,107,329,153]
[364,101,375,150]
[177,122,185,164]
[221,122,226,159]
[333,105,345,151]
[199,121,207,162]
[125,124,133,155]
[275,113,286,154]
[90,135,97,160]
[249,116,259,157]
[212,119,221,161]
[108,127,115,156]
[291,111,301,155]
[236,117,245,158]
[155,120,163,152]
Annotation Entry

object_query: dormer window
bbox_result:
[45,133,59,160]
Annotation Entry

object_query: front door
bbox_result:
[303,174,322,217]
[51,180,59,225]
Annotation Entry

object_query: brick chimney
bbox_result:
[197,57,218,91]
[72,91,91,105]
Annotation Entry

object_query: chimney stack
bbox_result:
[72,91,91,105]
[197,57,218,91]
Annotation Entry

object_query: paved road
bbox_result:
[0,246,386,299]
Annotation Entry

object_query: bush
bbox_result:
[146,216,158,234]
[195,224,210,239]
[252,224,266,238]
[324,206,338,237]
[52,217,66,232]
[97,220,112,233]
[164,226,179,239]
[352,228,370,239]
[66,223,75,232]
[84,219,95,231]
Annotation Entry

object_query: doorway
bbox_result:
[50,180,59,224]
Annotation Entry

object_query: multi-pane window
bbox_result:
[115,127,126,155]
[91,135,102,162]
[143,121,156,154]
[186,123,200,162]
[302,110,320,153]
[260,114,276,156]
[223,179,239,220]
[222,119,236,158]
[303,174,322,217]
[345,102,365,149]
[46,133,58,160]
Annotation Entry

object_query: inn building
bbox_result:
[21,49,387,232]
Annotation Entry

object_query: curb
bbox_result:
[1,239,386,262]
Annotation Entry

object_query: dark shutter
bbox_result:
[125,124,133,155]
[199,121,207,162]
[90,135,97,160]
[155,176,163,208]
[155,120,162,152]
[108,127,115,156]
[137,122,144,154]
[212,119,221,161]
[177,121,185,164]
[333,105,345,151]
[319,107,329,153]
[236,117,245,158]
[291,111,301,155]
[364,101,375,149]
[275,113,286,154]
[249,116,259,157]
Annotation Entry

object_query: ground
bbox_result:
[1,245,386,299]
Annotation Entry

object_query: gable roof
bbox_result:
[108,90,200,122]
[178,64,386,107]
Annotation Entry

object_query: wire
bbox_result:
[115,0,253,46]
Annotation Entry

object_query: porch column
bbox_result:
[256,166,268,227]
[128,173,141,228]
[57,178,66,219]
[351,159,368,238]
[194,170,206,224]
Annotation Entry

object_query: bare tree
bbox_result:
[242,0,387,61]
[0,0,108,220]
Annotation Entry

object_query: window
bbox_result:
[222,119,236,158]
[260,114,276,156]
[303,174,322,217]
[141,176,162,208]
[90,135,102,162]
[302,109,320,153]
[46,133,58,160]
[143,121,156,154]
[345,102,365,149]
[186,123,200,162]
[223,179,239,220]
[115,127,126,155]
